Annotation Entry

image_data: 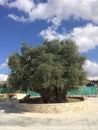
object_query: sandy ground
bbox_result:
[0,97,98,130]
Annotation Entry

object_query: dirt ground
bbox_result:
[0,97,98,130]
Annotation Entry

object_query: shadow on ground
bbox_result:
[0,102,24,114]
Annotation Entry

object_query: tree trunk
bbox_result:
[39,88,52,103]
[36,88,68,103]
[53,87,68,103]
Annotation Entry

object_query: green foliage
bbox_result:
[7,40,87,103]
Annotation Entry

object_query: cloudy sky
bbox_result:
[0,0,98,81]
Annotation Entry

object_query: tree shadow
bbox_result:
[0,102,24,114]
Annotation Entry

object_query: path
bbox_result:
[0,99,98,130]
[87,96,98,103]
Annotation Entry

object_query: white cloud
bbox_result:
[8,14,27,23]
[0,74,8,81]
[40,26,67,41]
[0,59,8,81]
[70,24,98,52]
[0,0,6,5]
[0,0,4,5]
[0,59,8,69]
[40,23,98,53]
[7,0,35,14]
[83,60,98,80]
[1,0,98,24]
[47,17,61,29]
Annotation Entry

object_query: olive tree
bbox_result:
[8,40,87,103]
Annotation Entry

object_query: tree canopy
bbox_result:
[7,40,87,103]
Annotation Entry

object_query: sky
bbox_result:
[0,0,98,81]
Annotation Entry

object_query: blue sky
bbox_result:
[0,0,98,81]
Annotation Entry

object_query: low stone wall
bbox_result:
[14,101,89,114]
